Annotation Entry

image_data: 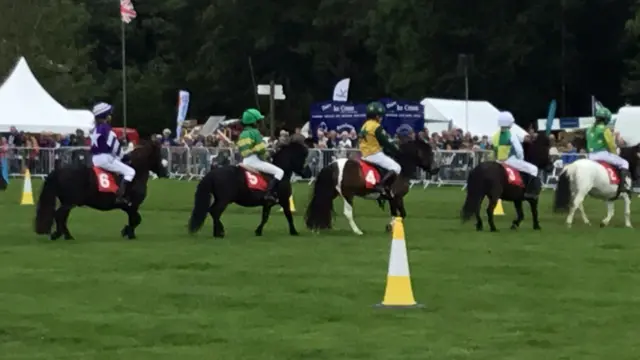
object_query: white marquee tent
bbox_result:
[0,57,93,133]
[420,97,527,139]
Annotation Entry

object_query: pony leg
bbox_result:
[510,200,525,230]
[600,201,615,227]
[51,205,74,240]
[255,204,274,236]
[622,193,632,228]
[342,196,363,235]
[209,200,228,238]
[386,198,404,233]
[528,198,541,230]
[279,194,299,236]
[578,203,591,225]
[566,192,586,228]
[121,206,141,240]
[486,197,499,232]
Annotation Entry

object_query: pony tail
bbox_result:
[188,173,214,233]
[460,168,484,222]
[34,172,58,234]
[553,169,572,213]
[305,166,336,231]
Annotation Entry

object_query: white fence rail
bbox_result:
[0,146,589,188]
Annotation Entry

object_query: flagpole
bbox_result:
[121,17,127,139]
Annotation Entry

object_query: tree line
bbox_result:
[3,0,640,135]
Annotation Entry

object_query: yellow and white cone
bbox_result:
[20,169,34,205]
[279,194,296,213]
[493,199,505,215]
[376,217,422,308]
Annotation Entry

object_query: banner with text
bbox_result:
[309,101,367,138]
[378,98,425,135]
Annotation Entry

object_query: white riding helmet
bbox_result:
[498,111,515,128]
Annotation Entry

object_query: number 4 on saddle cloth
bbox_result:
[358,160,383,190]
[239,165,269,192]
[92,167,120,193]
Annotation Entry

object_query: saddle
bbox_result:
[238,164,270,192]
[92,167,122,193]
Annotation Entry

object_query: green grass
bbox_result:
[1,179,640,359]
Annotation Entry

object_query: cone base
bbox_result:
[374,303,424,309]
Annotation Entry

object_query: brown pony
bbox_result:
[304,140,438,234]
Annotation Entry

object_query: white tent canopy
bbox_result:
[0,57,93,133]
[420,97,527,140]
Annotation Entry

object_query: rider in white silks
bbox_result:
[492,111,541,199]
[90,102,136,204]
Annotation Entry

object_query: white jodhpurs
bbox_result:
[588,151,629,170]
[362,151,401,174]
[504,156,538,177]
[92,154,136,181]
[242,154,284,180]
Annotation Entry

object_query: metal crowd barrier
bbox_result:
[0,146,596,188]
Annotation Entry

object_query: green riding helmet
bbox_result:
[595,107,612,124]
[241,108,264,125]
[366,101,386,118]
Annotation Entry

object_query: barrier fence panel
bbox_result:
[4,146,627,188]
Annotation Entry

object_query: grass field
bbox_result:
[1,179,640,360]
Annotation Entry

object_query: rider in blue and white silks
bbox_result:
[90,102,136,203]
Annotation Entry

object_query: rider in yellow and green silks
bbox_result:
[358,101,402,197]
[492,111,541,198]
[236,108,284,203]
[586,106,630,194]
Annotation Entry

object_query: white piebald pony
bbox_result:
[553,146,640,228]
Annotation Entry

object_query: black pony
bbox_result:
[188,141,309,238]
[34,140,168,240]
[460,135,552,232]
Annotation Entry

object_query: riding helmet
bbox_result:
[241,108,264,125]
[595,107,612,124]
[366,101,386,118]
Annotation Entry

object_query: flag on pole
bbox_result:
[120,0,137,23]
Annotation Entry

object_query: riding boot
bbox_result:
[524,176,542,199]
[264,178,280,203]
[115,179,130,204]
[618,168,632,195]
[376,171,396,198]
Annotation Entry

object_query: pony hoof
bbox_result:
[50,232,61,241]
[255,229,263,236]
[121,226,129,238]
[214,232,225,238]
[385,224,392,233]
[355,230,364,235]
[625,224,633,229]
[510,223,519,230]
[600,222,608,228]
[290,230,299,236]
[490,228,499,232]
[533,225,541,231]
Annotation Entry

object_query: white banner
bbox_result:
[332,78,350,102]
[176,90,190,138]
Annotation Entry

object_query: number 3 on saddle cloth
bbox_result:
[595,161,621,185]
[358,160,383,190]
[239,165,269,192]
[499,163,526,188]
[92,167,120,193]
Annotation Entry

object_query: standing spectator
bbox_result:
[161,128,177,146]
[291,127,306,143]
[7,127,24,147]
[561,142,579,165]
